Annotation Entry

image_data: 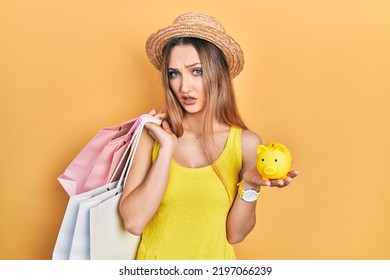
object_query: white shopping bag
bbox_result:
[90,188,140,260]
[52,181,117,260]
[69,186,121,259]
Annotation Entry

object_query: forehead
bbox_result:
[168,45,200,67]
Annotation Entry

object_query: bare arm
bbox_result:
[226,130,299,244]
[119,111,177,235]
[226,129,263,244]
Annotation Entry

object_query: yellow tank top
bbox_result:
[136,126,242,260]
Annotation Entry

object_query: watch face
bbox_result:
[243,190,258,202]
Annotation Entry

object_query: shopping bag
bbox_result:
[69,186,122,259]
[52,116,139,259]
[89,116,159,260]
[53,115,161,260]
[52,181,118,260]
[57,116,145,196]
[90,190,139,259]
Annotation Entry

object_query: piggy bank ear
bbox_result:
[275,143,289,154]
[256,145,268,155]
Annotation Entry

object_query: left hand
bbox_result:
[243,168,299,189]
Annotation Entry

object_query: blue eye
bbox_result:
[193,69,202,76]
[168,71,180,78]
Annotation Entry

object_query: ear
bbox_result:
[275,143,289,154]
[256,145,268,155]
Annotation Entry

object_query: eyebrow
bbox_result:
[168,62,202,70]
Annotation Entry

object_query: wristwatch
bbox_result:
[237,181,260,202]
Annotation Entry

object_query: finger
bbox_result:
[258,180,271,186]
[144,121,158,130]
[269,179,284,188]
[147,109,157,115]
[145,122,167,142]
[161,120,173,133]
[283,177,293,186]
[288,170,299,178]
[154,111,167,120]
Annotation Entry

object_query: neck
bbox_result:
[183,112,205,134]
[183,111,227,138]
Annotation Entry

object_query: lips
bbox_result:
[182,95,197,105]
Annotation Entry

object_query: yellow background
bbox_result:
[1,0,389,260]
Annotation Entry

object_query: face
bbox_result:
[167,45,206,115]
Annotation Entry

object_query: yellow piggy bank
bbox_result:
[256,142,292,180]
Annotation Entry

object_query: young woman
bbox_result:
[119,12,298,260]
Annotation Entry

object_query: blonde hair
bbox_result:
[161,37,247,201]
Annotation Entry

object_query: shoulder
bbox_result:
[240,129,262,168]
[135,127,156,159]
[241,129,262,147]
[140,127,156,148]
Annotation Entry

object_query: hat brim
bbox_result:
[145,23,244,78]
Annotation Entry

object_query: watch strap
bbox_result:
[237,181,260,201]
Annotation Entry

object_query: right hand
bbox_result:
[145,109,177,150]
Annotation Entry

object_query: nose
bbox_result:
[180,73,191,93]
[263,166,276,176]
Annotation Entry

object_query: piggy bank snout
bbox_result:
[263,165,277,176]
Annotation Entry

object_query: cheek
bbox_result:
[169,80,181,97]
[169,79,177,91]
[168,83,181,103]
[195,81,206,98]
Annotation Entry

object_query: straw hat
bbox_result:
[145,12,244,78]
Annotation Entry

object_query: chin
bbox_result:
[184,107,205,115]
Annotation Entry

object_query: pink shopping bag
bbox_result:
[58,115,147,196]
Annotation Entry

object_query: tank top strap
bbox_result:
[214,126,243,203]
[152,141,160,163]
[217,126,242,166]
[225,126,242,164]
